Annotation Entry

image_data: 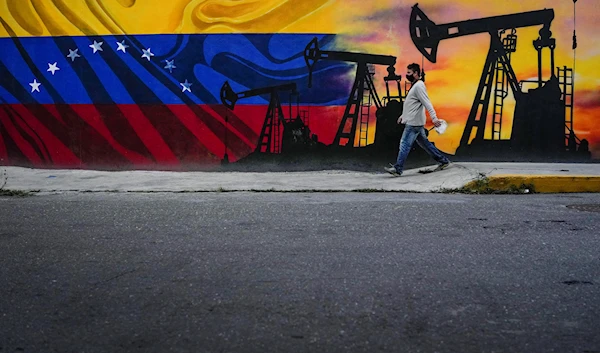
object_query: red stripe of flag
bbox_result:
[167,105,228,160]
[0,117,7,162]
[0,107,43,166]
[69,105,152,165]
[44,105,66,125]
[8,106,52,162]
[11,104,80,165]
[116,104,179,164]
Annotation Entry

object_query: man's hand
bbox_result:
[432,118,442,127]
[397,115,404,125]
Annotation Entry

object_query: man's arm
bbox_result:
[414,82,441,126]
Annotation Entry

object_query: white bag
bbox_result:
[434,120,448,134]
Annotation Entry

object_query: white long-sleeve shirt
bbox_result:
[400,80,438,126]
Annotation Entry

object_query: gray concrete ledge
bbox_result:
[1,163,599,193]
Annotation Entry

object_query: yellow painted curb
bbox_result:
[482,175,600,193]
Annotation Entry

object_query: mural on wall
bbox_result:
[0,0,597,170]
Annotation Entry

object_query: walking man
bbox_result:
[384,63,450,176]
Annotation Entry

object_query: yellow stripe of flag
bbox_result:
[0,0,338,37]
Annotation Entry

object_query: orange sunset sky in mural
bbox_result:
[327,0,600,156]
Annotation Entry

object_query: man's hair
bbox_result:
[407,63,421,76]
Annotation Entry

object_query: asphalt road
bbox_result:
[1,192,599,353]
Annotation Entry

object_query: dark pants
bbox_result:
[393,125,450,173]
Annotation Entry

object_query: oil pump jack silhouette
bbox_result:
[304,37,404,150]
[220,81,315,156]
[410,3,589,159]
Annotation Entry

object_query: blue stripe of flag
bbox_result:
[0,34,353,106]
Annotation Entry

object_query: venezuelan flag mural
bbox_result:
[0,0,598,170]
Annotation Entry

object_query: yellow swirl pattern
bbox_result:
[0,0,336,37]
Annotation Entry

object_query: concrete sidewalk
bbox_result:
[1,162,599,193]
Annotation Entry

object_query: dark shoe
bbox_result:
[434,161,451,171]
[384,165,402,176]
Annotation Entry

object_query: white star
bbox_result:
[29,79,41,93]
[89,40,103,53]
[180,79,192,93]
[47,62,60,75]
[116,40,129,53]
[141,48,154,61]
[67,48,80,62]
[164,59,176,73]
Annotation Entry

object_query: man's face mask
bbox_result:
[406,73,417,82]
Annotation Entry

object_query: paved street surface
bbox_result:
[1,192,599,353]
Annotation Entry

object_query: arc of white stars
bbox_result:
[89,40,103,53]
[67,48,80,62]
[117,40,129,53]
[180,79,192,93]
[142,48,154,61]
[164,59,176,73]
[47,62,60,75]
[29,79,41,93]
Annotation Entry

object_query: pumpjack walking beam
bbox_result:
[220,81,298,154]
[409,3,556,147]
[304,37,401,147]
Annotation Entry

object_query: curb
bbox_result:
[483,175,600,193]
